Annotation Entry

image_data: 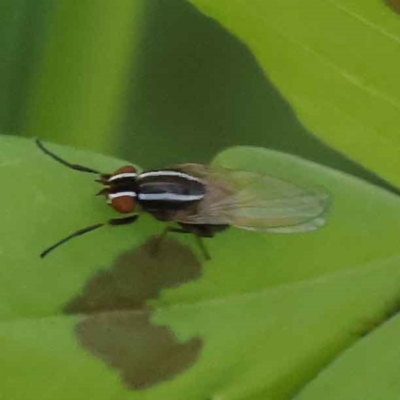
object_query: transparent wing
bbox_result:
[170,163,330,233]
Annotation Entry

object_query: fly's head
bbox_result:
[97,165,138,214]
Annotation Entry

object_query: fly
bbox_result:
[36,139,330,259]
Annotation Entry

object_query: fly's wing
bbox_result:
[171,164,330,233]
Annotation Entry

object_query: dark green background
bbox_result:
[0,0,393,191]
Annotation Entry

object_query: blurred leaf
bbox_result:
[0,0,52,134]
[23,0,145,153]
[189,0,400,188]
[4,0,395,195]
[2,135,400,399]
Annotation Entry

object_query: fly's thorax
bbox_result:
[136,169,206,211]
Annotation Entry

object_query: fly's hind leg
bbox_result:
[179,223,230,260]
[193,235,210,260]
[152,225,211,260]
[153,223,229,260]
[151,226,194,258]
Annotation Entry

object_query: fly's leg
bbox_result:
[151,227,187,256]
[179,223,229,259]
[152,226,211,260]
[193,235,211,260]
[108,215,139,225]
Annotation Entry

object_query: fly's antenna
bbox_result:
[40,223,105,258]
[35,138,102,175]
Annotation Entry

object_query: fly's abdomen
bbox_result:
[137,170,205,210]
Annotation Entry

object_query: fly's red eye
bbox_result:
[110,196,136,213]
[111,165,137,176]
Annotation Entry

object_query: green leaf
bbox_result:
[293,314,400,400]
[189,0,400,188]
[3,135,400,399]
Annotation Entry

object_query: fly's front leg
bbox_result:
[108,215,139,226]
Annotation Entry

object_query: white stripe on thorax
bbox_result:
[108,191,137,200]
[108,172,137,182]
[138,170,203,183]
[138,193,204,202]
